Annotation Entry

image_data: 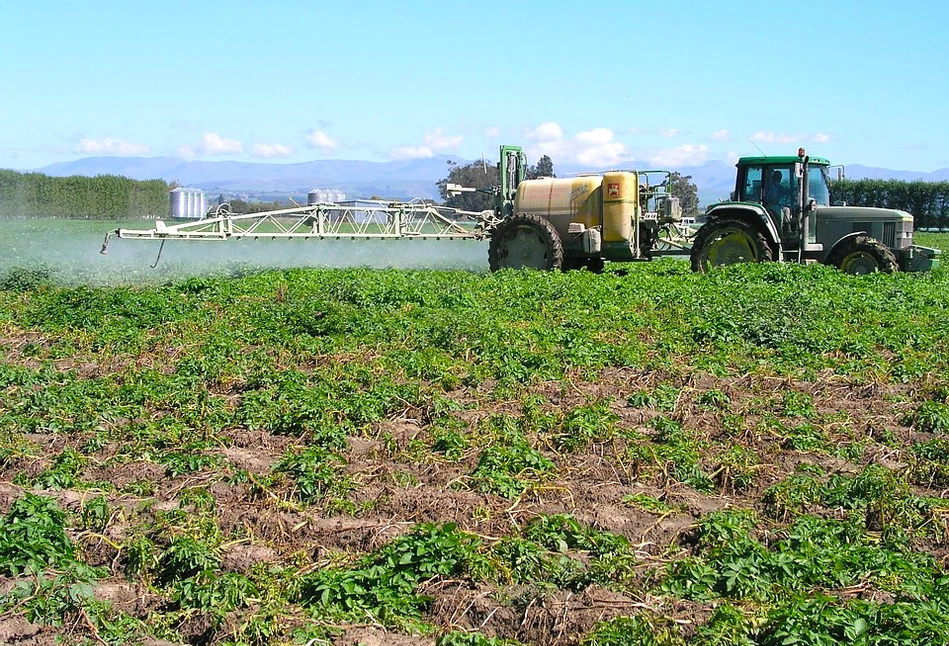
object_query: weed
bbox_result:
[554,399,618,452]
[470,440,555,499]
[273,446,353,503]
[779,391,815,418]
[622,493,679,514]
[23,447,86,489]
[697,389,731,411]
[157,535,221,584]
[580,613,684,646]
[79,495,112,532]
[907,400,949,434]
[438,631,523,646]
[713,445,758,493]
[781,423,827,452]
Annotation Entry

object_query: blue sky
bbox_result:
[2,0,946,172]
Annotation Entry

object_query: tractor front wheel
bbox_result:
[488,214,564,271]
[826,236,899,275]
[690,219,773,273]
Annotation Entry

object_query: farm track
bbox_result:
[1,240,949,644]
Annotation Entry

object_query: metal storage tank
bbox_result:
[308,188,346,205]
[169,187,206,219]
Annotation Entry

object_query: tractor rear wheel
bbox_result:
[827,235,899,274]
[488,213,564,271]
[690,219,773,273]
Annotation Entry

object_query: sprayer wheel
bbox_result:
[488,214,564,271]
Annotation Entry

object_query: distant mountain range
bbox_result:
[33,155,949,206]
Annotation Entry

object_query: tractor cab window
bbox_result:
[808,166,830,206]
[763,166,793,218]
[741,166,763,201]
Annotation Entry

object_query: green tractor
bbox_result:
[690,149,940,274]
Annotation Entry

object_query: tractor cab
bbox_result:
[732,154,831,250]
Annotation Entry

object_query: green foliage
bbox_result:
[525,155,555,180]
[663,512,941,604]
[436,160,499,212]
[651,417,714,492]
[2,247,949,643]
[0,168,168,219]
[158,535,221,584]
[762,465,942,535]
[298,523,481,623]
[523,514,631,558]
[830,177,949,229]
[0,265,54,291]
[667,171,699,214]
[0,494,75,575]
[760,594,949,646]
[694,604,758,646]
[580,614,684,646]
[23,447,87,489]
[623,493,678,514]
[273,445,353,503]
[907,400,949,433]
[696,389,730,411]
[438,631,523,646]
[470,416,555,498]
[554,399,619,452]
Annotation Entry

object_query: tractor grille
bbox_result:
[883,222,896,249]
[896,219,914,249]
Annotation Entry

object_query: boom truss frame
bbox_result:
[103,201,495,251]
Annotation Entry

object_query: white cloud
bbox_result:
[711,129,730,142]
[648,144,710,167]
[424,128,462,152]
[527,122,563,142]
[176,145,195,159]
[659,128,680,138]
[306,130,338,152]
[573,128,627,167]
[525,122,628,168]
[484,125,502,138]
[389,145,433,160]
[251,142,294,158]
[387,128,463,161]
[200,132,243,155]
[75,137,150,156]
[812,132,830,143]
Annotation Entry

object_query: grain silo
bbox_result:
[169,187,206,219]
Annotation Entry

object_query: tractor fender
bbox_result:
[821,231,866,264]
[703,203,782,250]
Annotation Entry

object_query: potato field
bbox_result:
[1,229,949,645]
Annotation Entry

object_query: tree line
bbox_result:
[0,169,169,219]
[830,178,949,229]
